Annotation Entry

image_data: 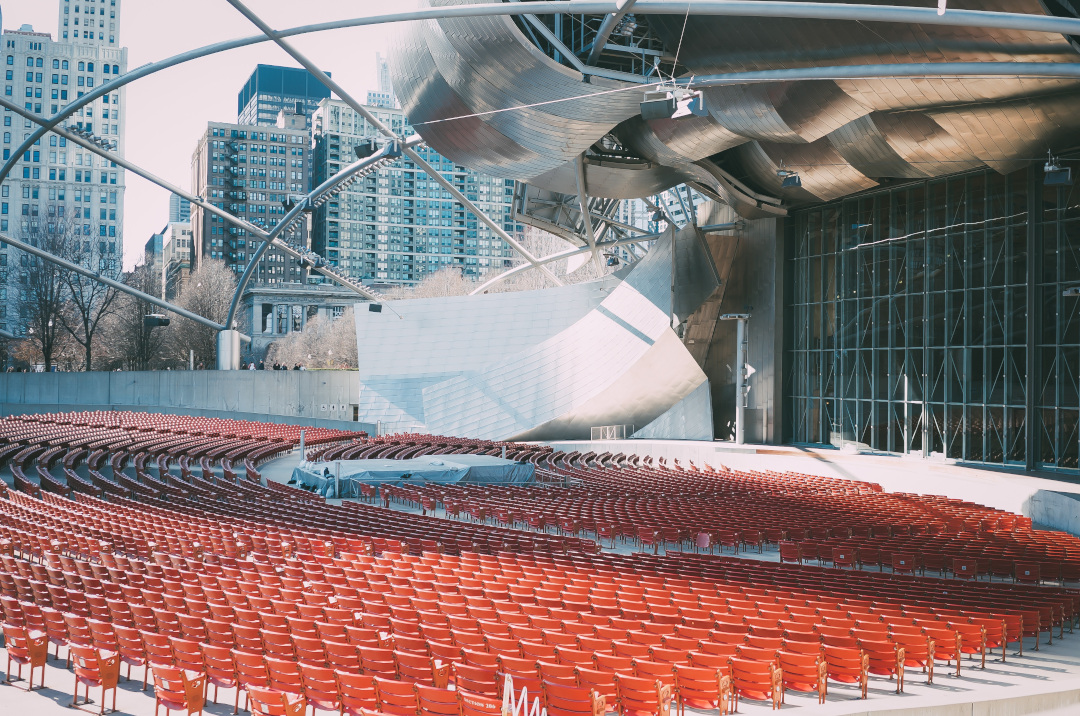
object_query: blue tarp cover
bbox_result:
[290,454,534,498]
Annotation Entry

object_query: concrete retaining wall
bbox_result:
[0,371,372,433]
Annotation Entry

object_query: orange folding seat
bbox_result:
[521,640,558,661]
[428,639,464,664]
[539,660,579,686]
[633,659,676,689]
[857,639,904,693]
[948,621,988,669]
[246,686,307,716]
[375,678,421,716]
[920,624,961,678]
[728,657,781,711]
[613,673,673,716]
[969,617,1007,662]
[233,649,271,714]
[555,647,597,667]
[301,663,342,715]
[575,667,617,712]
[359,646,398,678]
[672,664,730,716]
[200,643,238,705]
[454,663,500,697]
[337,671,377,716]
[326,640,362,673]
[397,651,451,687]
[267,656,305,698]
[417,682,461,716]
[151,665,207,716]
[69,644,120,715]
[595,652,634,675]
[613,641,651,660]
[484,634,521,657]
[112,624,149,688]
[543,681,607,716]
[776,651,825,704]
[578,636,614,654]
[41,607,70,665]
[823,645,868,699]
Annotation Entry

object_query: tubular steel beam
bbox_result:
[469,232,663,295]
[403,146,565,287]
[586,0,639,66]
[225,0,565,288]
[4,99,390,315]
[574,154,601,273]
[225,141,411,328]
[0,232,240,337]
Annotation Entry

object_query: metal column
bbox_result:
[721,313,751,444]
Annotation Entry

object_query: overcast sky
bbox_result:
[5,0,390,269]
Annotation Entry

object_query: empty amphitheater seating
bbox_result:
[0,412,1078,716]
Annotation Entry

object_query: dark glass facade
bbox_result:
[787,165,1080,474]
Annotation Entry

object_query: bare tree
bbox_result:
[58,232,122,371]
[167,259,236,368]
[265,307,357,369]
[16,227,70,371]
[106,263,169,370]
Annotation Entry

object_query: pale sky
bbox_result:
[4,0,390,269]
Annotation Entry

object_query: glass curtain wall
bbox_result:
[788,165,1080,473]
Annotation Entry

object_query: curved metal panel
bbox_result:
[390,0,1080,213]
[828,115,929,179]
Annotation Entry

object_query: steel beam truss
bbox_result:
[3,1,1080,355]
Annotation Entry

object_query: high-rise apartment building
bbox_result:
[237,65,331,128]
[311,98,518,286]
[160,221,192,301]
[0,0,128,335]
[189,113,309,281]
[365,53,397,109]
[168,194,190,224]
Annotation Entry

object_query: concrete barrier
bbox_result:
[0,370,372,433]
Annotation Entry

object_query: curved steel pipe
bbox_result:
[225,140,412,328]
[685,61,1080,87]
[468,231,663,295]
[586,0,639,66]
[0,231,244,338]
[3,99,384,319]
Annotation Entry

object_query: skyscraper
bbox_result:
[237,65,331,128]
[189,113,309,281]
[0,0,128,335]
[311,98,517,286]
[168,194,190,224]
[366,52,397,109]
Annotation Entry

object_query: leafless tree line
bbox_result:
[3,219,237,371]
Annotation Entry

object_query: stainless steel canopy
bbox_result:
[390,0,1080,212]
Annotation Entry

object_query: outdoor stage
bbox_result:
[290,454,535,498]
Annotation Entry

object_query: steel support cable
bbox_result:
[7,1,1080,185]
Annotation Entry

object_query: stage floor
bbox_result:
[291,454,534,497]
